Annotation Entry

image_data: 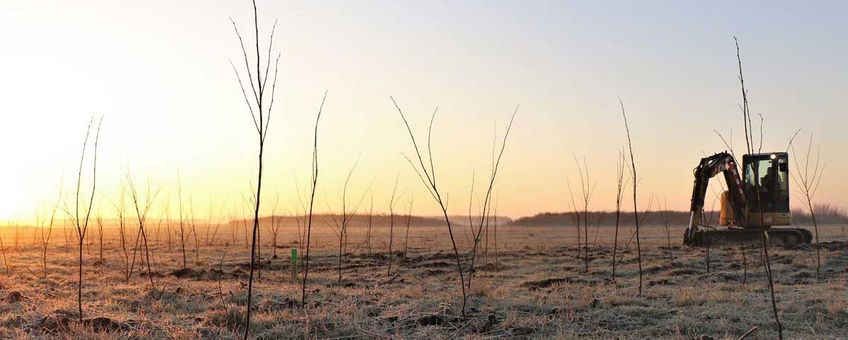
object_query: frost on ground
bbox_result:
[0,223,846,339]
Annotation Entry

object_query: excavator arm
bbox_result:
[684,152,747,244]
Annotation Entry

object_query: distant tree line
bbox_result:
[510,205,848,227]
[234,214,513,228]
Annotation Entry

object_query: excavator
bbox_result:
[684,151,812,246]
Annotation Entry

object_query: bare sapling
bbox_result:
[204,198,213,246]
[154,212,171,251]
[38,219,52,276]
[154,215,163,249]
[590,214,604,249]
[791,134,825,280]
[366,192,374,256]
[242,201,250,250]
[165,194,172,251]
[483,210,490,263]
[294,177,308,256]
[209,209,223,248]
[611,151,627,281]
[327,158,366,283]
[96,217,104,264]
[203,198,220,247]
[705,183,724,228]
[386,175,400,276]
[0,236,8,271]
[619,98,643,295]
[465,172,477,249]
[239,203,250,251]
[177,178,188,270]
[247,191,262,279]
[229,0,283,333]
[128,206,144,277]
[711,131,753,280]
[393,97,505,318]
[2,225,18,265]
[492,200,499,267]
[573,154,595,273]
[616,196,653,266]
[270,192,281,258]
[188,198,200,264]
[468,108,518,285]
[13,225,19,256]
[735,36,782,338]
[293,193,305,257]
[84,221,93,256]
[40,183,63,277]
[241,193,262,279]
[126,173,162,294]
[301,91,327,307]
[403,198,413,256]
[229,204,239,247]
[69,116,102,322]
[216,244,234,308]
[566,180,582,262]
[658,200,673,267]
[63,218,70,248]
[482,155,492,262]
[109,179,132,281]
[31,222,39,250]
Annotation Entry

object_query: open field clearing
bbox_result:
[0,222,845,338]
[5,2,848,339]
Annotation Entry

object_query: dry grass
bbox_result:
[0,222,845,338]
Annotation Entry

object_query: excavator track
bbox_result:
[685,227,812,247]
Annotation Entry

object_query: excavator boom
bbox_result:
[684,152,746,243]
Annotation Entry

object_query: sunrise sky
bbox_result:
[2,1,846,222]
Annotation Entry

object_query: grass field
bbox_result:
[0,221,846,339]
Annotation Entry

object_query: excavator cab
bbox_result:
[741,152,792,227]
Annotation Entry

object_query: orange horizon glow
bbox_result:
[3,1,847,224]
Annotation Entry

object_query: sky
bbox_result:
[1,0,847,223]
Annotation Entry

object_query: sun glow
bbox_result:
[2,0,847,224]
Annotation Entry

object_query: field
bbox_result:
[0,221,846,339]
